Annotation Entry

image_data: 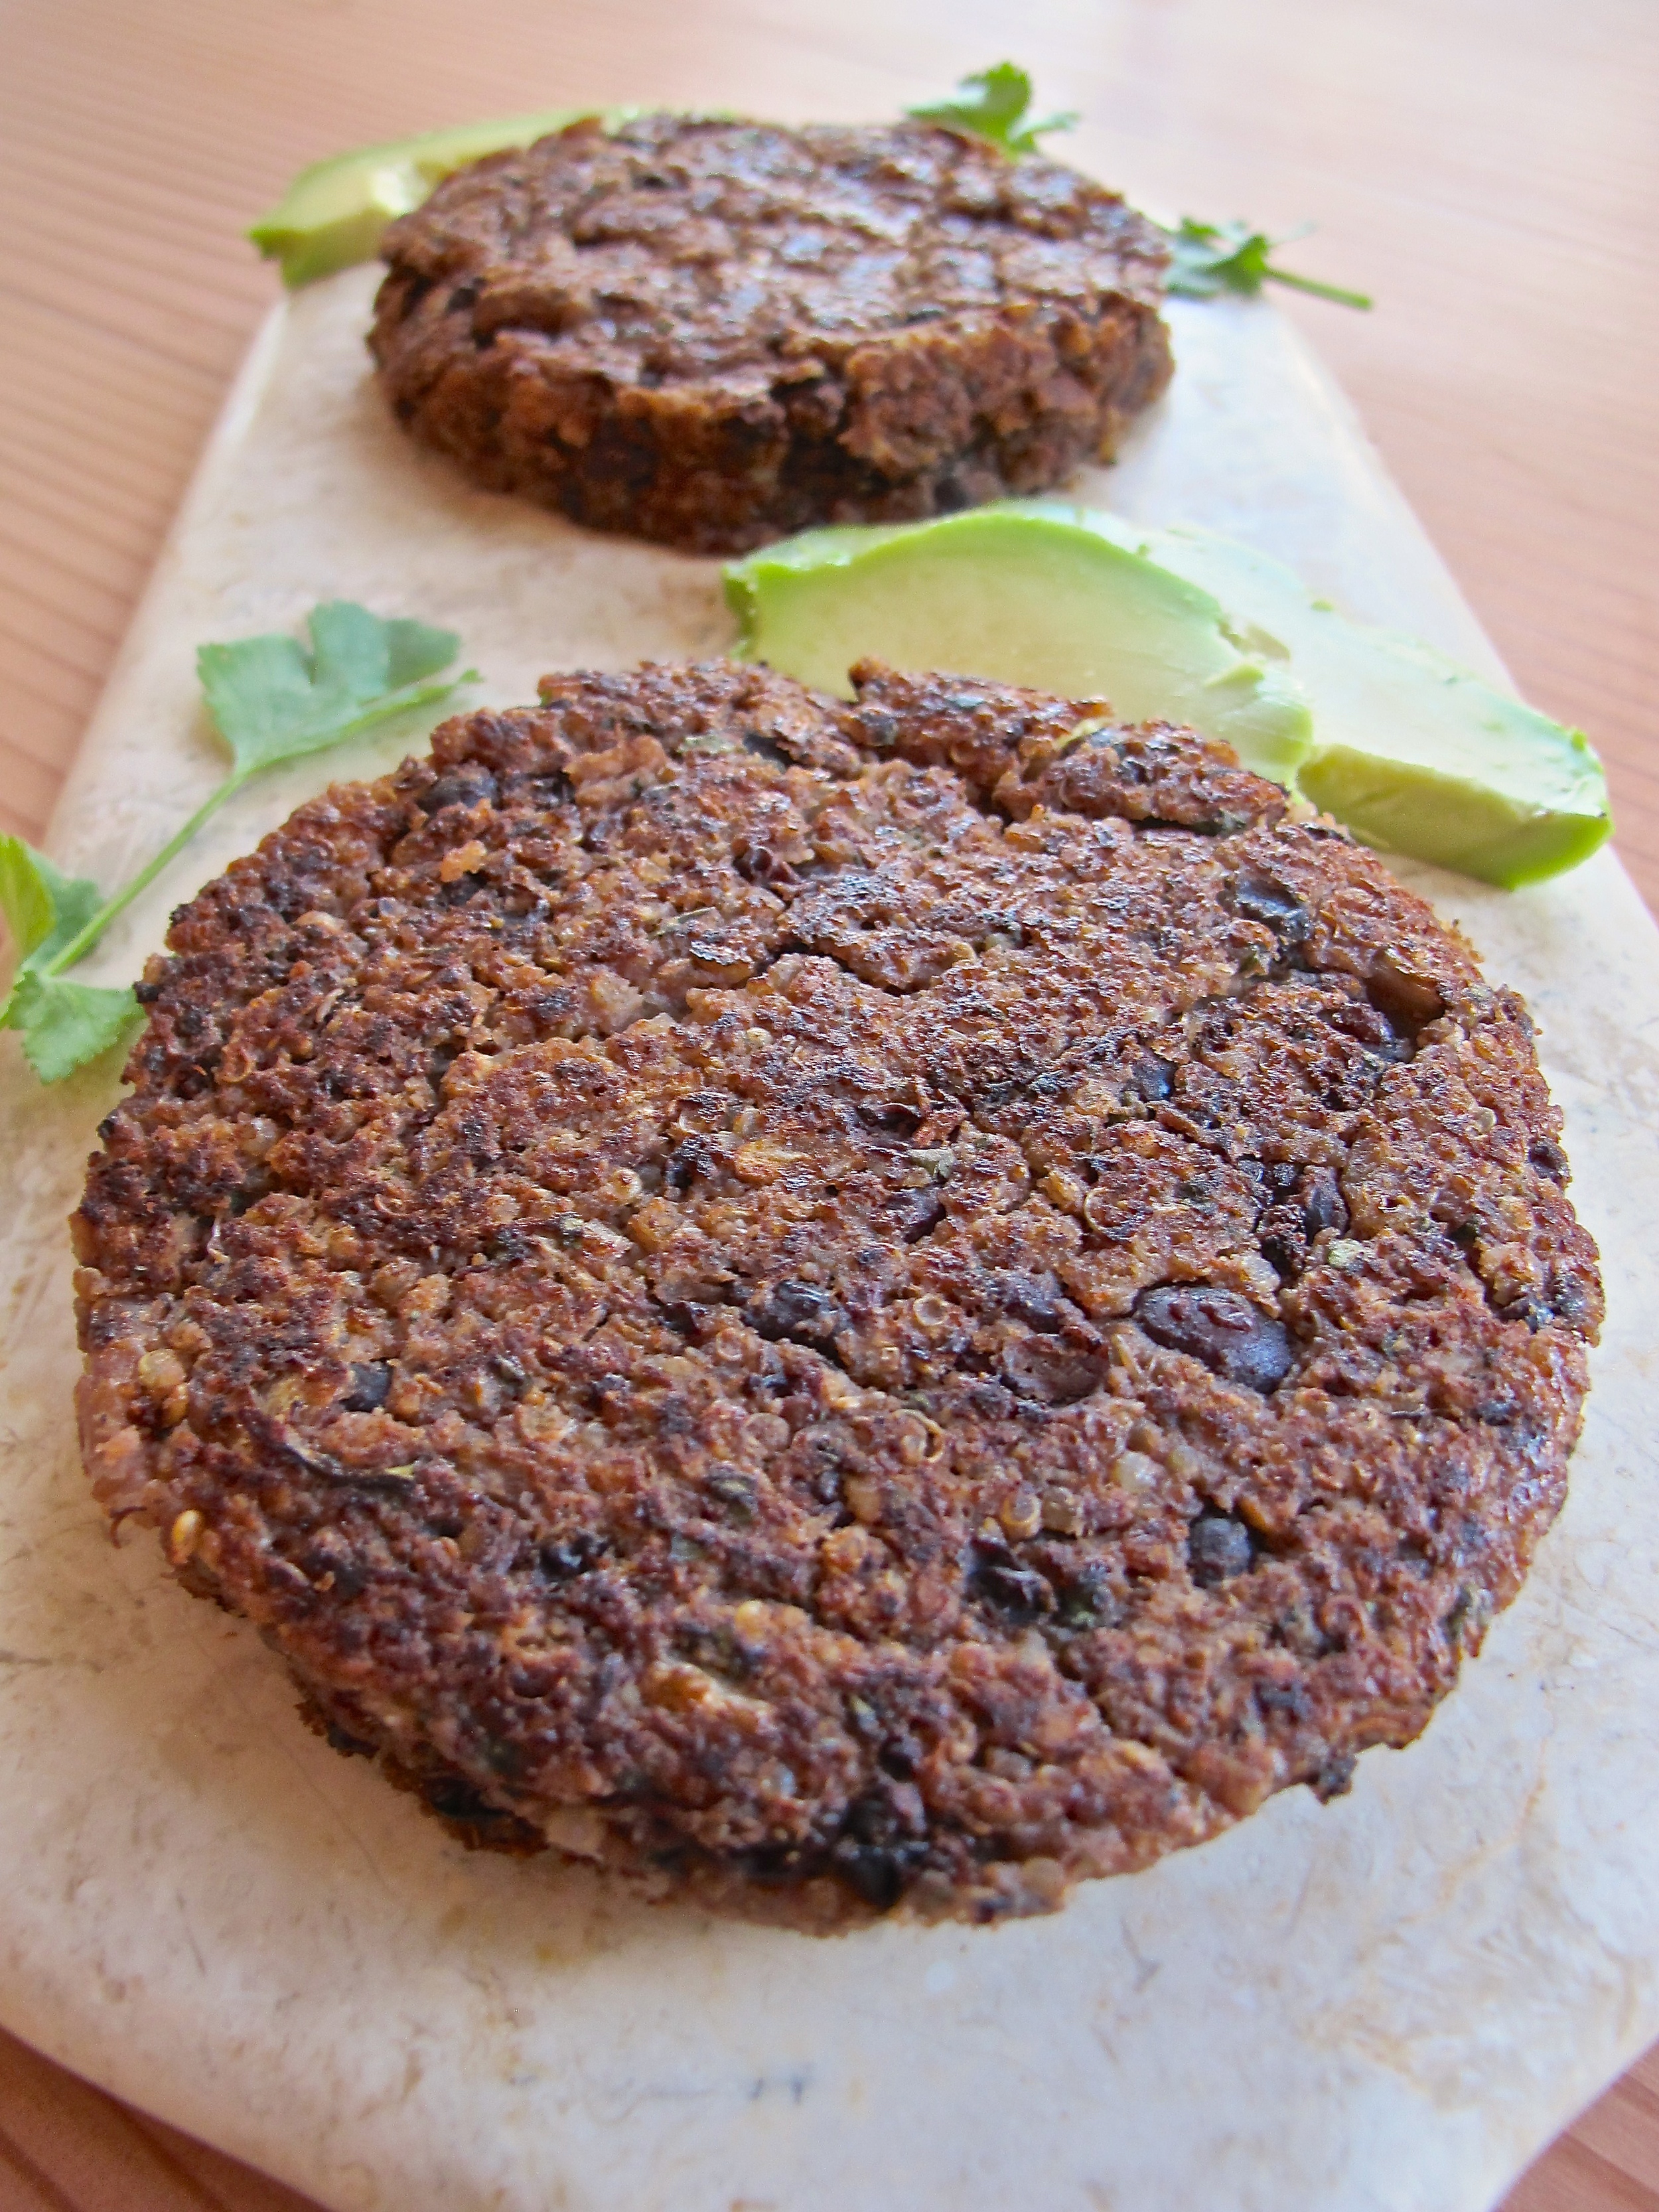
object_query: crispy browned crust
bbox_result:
[73,661,1601,1925]
[368,115,1175,554]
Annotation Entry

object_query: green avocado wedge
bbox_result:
[725,504,1611,889]
[724,511,1315,788]
[1067,513,1613,889]
[250,107,633,287]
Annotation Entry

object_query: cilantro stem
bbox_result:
[41,780,242,979]
[39,669,468,981]
[1262,265,1373,311]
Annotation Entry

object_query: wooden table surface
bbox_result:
[1,1,1655,2206]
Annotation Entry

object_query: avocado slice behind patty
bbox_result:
[726,503,1611,888]
[725,509,1315,789]
[250,108,633,287]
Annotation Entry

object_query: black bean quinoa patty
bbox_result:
[74,662,1601,1926]
[368,115,1174,554]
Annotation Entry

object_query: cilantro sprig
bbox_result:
[906,72,1368,309]
[907,64,1078,155]
[1164,218,1372,310]
[1,601,472,1085]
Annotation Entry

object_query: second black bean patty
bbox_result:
[368,114,1174,552]
[74,662,1601,1925]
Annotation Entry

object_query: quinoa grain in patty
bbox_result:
[369,114,1174,553]
[73,661,1601,1924]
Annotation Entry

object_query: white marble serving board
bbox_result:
[3,267,1658,2212]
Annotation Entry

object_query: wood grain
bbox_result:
[0,1,1654,2207]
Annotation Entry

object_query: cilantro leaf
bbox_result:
[7,972,138,1084]
[1165,218,1372,310]
[0,836,104,988]
[0,834,121,1084]
[198,601,467,778]
[2,601,472,1088]
[908,64,1078,155]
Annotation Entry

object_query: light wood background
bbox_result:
[1,1,1655,2207]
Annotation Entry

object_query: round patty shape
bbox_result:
[368,115,1175,554]
[74,662,1602,1926]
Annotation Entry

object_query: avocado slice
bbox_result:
[727,502,1611,888]
[1070,515,1613,889]
[725,510,1315,787]
[250,107,633,287]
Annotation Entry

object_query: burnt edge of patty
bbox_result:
[369,114,1175,553]
[72,658,1603,1929]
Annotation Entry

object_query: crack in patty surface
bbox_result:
[73,660,1603,1925]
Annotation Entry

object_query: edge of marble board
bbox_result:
[2,272,1656,2212]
